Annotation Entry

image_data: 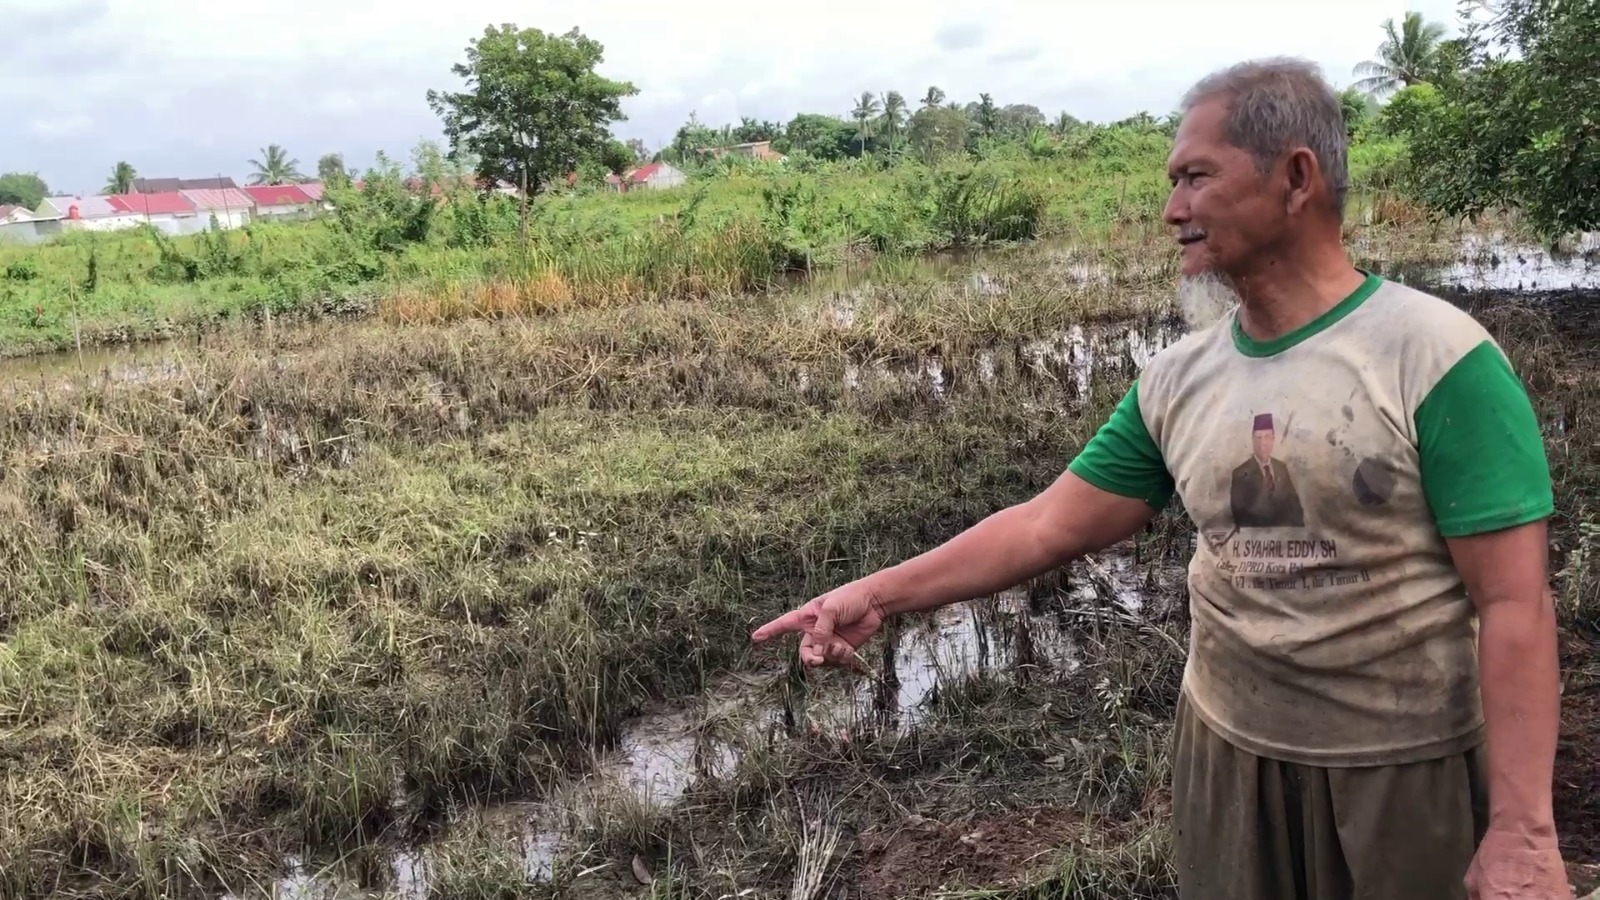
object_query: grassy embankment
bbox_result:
[1,222,1596,900]
[0,128,1437,359]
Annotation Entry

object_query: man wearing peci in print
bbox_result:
[752,57,1571,899]
[1229,411,1305,529]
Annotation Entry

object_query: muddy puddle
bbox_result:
[226,553,1166,899]
[1368,231,1600,293]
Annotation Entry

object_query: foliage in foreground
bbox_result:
[1371,0,1600,239]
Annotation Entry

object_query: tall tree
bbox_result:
[908,106,970,162]
[0,172,48,210]
[850,91,881,155]
[921,86,945,110]
[104,161,137,194]
[248,144,306,185]
[1399,0,1600,238]
[426,23,638,235]
[1337,87,1375,137]
[999,103,1045,135]
[318,153,349,185]
[879,91,908,149]
[973,93,1000,137]
[783,113,855,160]
[1353,12,1450,97]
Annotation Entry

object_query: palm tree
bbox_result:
[1352,12,1448,97]
[1337,87,1375,137]
[247,144,306,185]
[921,86,945,110]
[104,161,136,194]
[879,91,908,150]
[1051,112,1080,137]
[850,91,881,155]
[974,93,999,138]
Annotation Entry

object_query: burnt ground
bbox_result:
[858,805,1086,897]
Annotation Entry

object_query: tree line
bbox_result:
[4,0,1593,239]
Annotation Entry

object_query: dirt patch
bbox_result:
[858,804,1082,897]
[1558,631,1600,893]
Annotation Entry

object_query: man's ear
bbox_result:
[1283,147,1320,215]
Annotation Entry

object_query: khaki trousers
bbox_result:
[1171,691,1490,900]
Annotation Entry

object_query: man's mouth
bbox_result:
[1177,230,1206,246]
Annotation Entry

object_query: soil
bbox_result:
[1557,630,1600,894]
[858,804,1084,898]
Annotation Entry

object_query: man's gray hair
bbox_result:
[1181,57,1350,216]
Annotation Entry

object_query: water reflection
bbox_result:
[1371,232,1600,292]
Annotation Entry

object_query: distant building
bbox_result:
[243,184,318,220]
[605,161,687,192]
[0,207,62,245]
[108,191,204,234]
[700,140,785,162]
[132,176,239,193]
[36,195,144,232]
[178,188,254,229]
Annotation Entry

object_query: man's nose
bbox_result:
[1163,187,1188,227]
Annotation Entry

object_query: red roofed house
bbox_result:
[108,191,202,235]
[605,161,686,193]
[243,184,317,220]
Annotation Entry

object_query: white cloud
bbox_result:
[29,114,92,138]
[0,0,1462,192]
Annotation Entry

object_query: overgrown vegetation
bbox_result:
[0,237,1595,899]
[0,2,1596,896]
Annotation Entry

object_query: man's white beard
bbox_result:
[1177,272,1240,330]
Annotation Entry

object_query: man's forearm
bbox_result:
[867,500,1070,617]
[1478,587,1563,835]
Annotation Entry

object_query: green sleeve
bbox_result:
[1415,340,1554,537]
[1067,380,1175,509]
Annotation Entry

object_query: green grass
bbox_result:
[0,123,1453,358]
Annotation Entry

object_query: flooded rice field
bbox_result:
[4,229,1595,900]
[223,551,1181,900]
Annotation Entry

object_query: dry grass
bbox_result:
[0,234,1593,899]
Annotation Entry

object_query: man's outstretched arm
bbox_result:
[868,468,1162,617]
[753,381,1174,664]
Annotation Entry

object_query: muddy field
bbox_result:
[0,234,1596,900]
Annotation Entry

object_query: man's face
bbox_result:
[1163,97,1289,279]
[1252,427,1274,462]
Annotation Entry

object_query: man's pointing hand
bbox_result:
[751,580,889,670]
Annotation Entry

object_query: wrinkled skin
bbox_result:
[1465,827,1574,899]
[1163,96,1296,281]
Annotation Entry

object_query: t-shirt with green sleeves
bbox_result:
[1069,272,1554,767]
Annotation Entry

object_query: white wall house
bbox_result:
[243,185,319,221]
[37,195,144,232]
[178,188,254,230]
[108,192,208,235]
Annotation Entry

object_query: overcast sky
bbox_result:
[3,0,1461,196]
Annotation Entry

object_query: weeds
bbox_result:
[0,233,1592,899]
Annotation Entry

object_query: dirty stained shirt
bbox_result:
[1068,272,1554,767]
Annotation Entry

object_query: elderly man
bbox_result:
[752,58,1571,900]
